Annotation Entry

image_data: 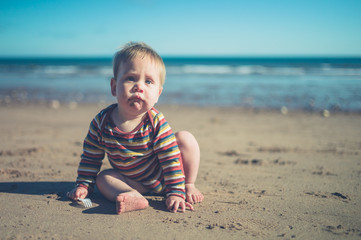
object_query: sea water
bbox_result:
[0,57,360,112]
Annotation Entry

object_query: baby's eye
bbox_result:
[125,76,135,82]
[127,76,135,81]
[145,79,153,84]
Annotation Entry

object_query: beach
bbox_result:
[0,102,360,239]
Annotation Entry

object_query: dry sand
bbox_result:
[1,103,360,239]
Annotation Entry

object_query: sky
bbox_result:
[1,0,361,57]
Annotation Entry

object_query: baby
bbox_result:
[67,42,204,213]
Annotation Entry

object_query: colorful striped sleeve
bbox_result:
[76,112,106,192]
[152,111,186,199]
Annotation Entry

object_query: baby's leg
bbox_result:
[96,169,149,214]
[175,131,204,204]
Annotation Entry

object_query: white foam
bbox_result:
[42,66,78,75]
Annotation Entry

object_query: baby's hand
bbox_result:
[67,186,88,200]
[166,195,193,213]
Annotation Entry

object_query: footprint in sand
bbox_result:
[324,225,361,237]
[305,191,350,202]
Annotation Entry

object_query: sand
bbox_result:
[1,102,360,239]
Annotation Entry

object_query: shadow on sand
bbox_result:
[0,181,73,200]
[0,181,167,214]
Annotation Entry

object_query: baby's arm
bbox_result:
[71,112,106,199]
[166,195,193,213]
[67,186,88,200]
[152,112,189,211]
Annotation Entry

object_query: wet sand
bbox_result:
[1,103,360,239]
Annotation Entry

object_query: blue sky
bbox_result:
[1,0,361,57]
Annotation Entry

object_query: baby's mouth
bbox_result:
[129,95,142,101]
[128,95,143,105]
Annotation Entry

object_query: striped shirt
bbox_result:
[76,104,185,199]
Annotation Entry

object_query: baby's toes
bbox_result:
[186,194,194,204]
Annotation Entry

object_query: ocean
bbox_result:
[0,57,361,112]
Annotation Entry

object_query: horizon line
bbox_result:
[1,54,361,59]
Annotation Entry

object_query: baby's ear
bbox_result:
[110,78,117,96]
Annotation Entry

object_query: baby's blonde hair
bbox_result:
[113,42,166,85]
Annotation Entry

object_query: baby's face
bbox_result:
[111,55,163,116]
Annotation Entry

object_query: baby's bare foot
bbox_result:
[185,183,204,204]
[115,192,149,214]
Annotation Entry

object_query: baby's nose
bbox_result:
[133,84,144,93]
